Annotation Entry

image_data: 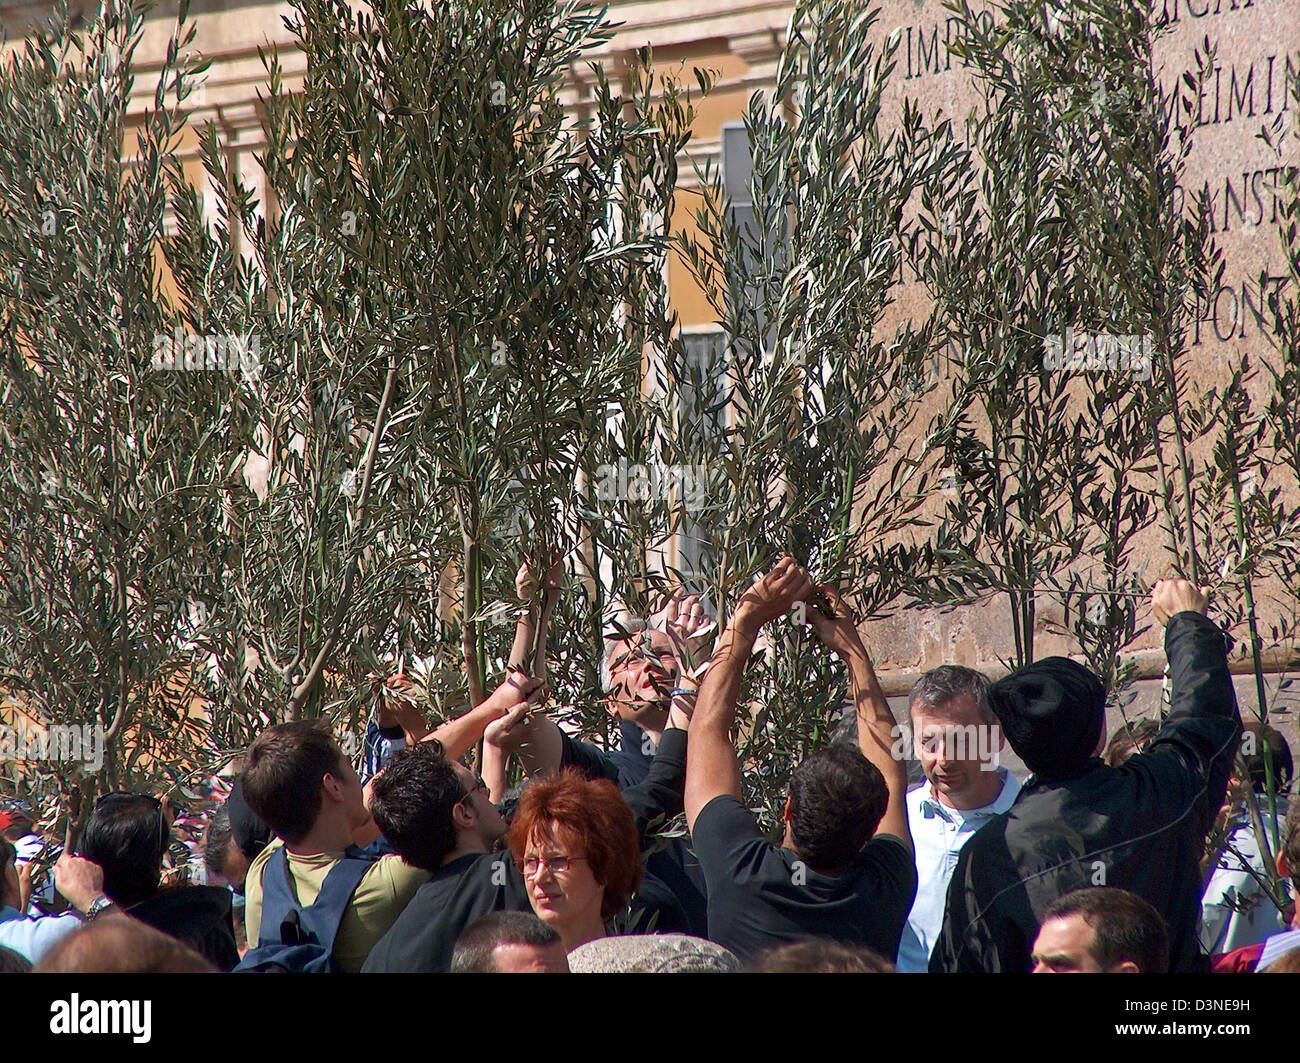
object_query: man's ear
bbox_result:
[782,795,794,824]
[451,801,475,831]
[321,772,347,805]
[1278,850,1291,881]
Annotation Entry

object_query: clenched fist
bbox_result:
[1151,579,1210,626]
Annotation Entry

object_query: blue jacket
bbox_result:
[0,906,82,964]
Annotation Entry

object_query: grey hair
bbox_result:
[907,665,995,726]
[600,615,647,691]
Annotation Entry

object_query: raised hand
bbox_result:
[1151,578,1210,627]
[661,592,716,673]
[54,854,105,914]
[808,585,866,659]
[516,561,539,603]
[479,671,544,717]
[516,556,564,603]
[734,557,814,633]
[483,698,537,755]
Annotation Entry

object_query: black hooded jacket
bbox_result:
[128,884,240,971]
[929,611,1241,973]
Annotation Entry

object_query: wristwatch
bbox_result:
[84,895,116,921]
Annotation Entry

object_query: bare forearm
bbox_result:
[508,612,533,673]
[508,593,557,678]
[693,617,756,733]
[845,646,910,846]
[428,701,499,761]
[846,653,902,775]
[483,741,509,803]
[684,617,753,828]
[531,594,557,679]
[516,715,564,777]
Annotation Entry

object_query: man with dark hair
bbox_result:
[204,777,271,892]
[80,794,172,907]
[360,745,529,972]
[684,558,914,964]
[80,792,239,971]
[450,911,568,973]
[241,672,539,972]
[362,695,692,973]
[931,578,1241,973]
[1031,888,1169,973]
[896,664,1019,972]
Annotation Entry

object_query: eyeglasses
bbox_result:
[457,776,489,808]
[517,854,587,878]
[90,791,169,854]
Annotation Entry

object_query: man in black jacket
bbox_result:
[930,578,1240,973]
[81,792,239,971]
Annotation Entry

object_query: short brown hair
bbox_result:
[1042,887,1169,973]
[241,721,343,845]
[750,939,896,973]
[36,915,217,973]
[507,769,643,920]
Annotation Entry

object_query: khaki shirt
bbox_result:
[244,839,429,973]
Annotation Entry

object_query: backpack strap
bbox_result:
[256,848,295,947]
[257,845,379,956]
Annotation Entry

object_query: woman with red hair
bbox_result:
[507,769,644,952]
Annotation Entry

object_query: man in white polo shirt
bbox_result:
[896,665,1020,972]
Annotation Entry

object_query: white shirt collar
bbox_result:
[917,767,1019,822]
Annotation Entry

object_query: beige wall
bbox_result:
[4,1,1298,717]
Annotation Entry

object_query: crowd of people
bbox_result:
[1,559,1297,975]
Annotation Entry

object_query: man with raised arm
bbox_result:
[240,670,540,973]
[360,691,692,973]
[483,565,712,936]
[684,557,915,964]
[929,577,1241,973]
